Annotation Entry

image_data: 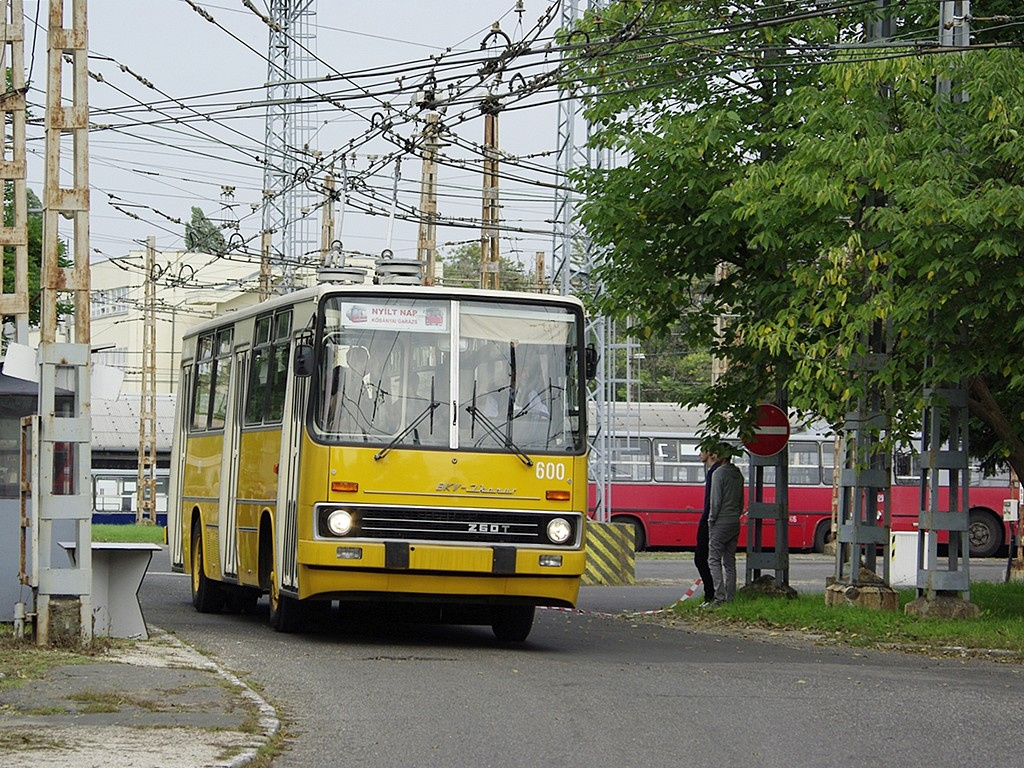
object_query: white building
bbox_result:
[81,251,265,396]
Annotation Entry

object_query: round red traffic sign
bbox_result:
[743,403,790,457]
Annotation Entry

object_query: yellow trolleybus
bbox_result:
[168,283,593,641]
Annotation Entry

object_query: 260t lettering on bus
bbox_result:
[468,523,511,533]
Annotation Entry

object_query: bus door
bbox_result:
[274,329,309,597]
[168,364,192,571]
[220,348,247,579]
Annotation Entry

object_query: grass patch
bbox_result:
[670,580,1024,655]
[92,524,166,545]
[0,636,91,692]
[0,730,69,752]
[67,690,164,713]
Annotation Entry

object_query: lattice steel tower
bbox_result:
[262,1,318,293]
[553,0,633,524]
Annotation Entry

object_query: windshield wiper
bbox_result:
[373,401,441,461]
[465,405,533,467]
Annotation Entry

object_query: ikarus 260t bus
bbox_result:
[168,283,593,641]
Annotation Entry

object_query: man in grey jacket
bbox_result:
[707,444,745,606]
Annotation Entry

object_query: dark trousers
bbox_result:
[695,522,715,602]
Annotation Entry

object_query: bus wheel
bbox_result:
[813,522,832,554]
[268,571,305,633]
[492,605,535,642]
[191,525,223,613]
[968,510,1002,559]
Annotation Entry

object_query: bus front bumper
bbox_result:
[296,539,585,605]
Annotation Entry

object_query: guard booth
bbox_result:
[0,370,73,622]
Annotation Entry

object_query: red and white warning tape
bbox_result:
[542,578,702,618]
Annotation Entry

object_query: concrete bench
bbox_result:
[59,542,162,639]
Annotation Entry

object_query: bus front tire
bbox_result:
[492,605,535,642]
[268,575,305,633]
[191,526,223,613]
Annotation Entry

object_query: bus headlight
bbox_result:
[326,509,354,537]
[546,517,572,545]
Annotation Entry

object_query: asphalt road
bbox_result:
[139,551,1024,768]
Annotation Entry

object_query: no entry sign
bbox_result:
[743,403,791,457]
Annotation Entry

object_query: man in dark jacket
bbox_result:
[695,448,718,605]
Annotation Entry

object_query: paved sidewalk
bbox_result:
[0,628,279,768]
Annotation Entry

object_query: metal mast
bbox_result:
[33,0,93,645]
[0,0,30,348]
[262,0,318,293]
[136,236,158,524]
[553,0,619,523]
[417,113,440,286]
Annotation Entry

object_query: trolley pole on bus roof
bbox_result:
[31,0,93,646]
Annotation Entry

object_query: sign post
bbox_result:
[742,403,794,595]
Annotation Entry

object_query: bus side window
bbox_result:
[245,311,291,425]
[612,437,651,482]
[209,329,233,430]
[893,450,916,485]
[654,438,702,483]
[94,477,119,511]
[265,312,292,422]
[789,442,820,486]
[191,334,214,431]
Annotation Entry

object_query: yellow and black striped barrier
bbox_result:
[583,521,635,586]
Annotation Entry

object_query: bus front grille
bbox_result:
[315,504,581,548]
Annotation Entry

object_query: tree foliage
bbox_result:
[184,206,227,254]
[2,187,67,326]
[437,242,534,291]
[565,2,1024,478]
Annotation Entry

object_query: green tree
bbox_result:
[3,187,67,326]
[437,242,533,291]
[566,3,1024,478]
[184,206,227,254]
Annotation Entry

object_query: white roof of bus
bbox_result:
[589,401,835,439]
[180,284,587,342]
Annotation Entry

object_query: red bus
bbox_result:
[589,404,1018,558]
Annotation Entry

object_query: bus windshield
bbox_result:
[314,295,583,454]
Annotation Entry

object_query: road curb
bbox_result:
[150,628,282,768]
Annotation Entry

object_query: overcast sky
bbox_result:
[23,1,575,286]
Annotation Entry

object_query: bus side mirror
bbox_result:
[585,343,598,380]
[293,343,314,377]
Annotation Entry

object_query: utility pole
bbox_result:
[902,1,978,617]
[535,251,546,294]
[480,103,500,290]
[136,237,158,525]
[259,230,272,302]
[261,1,318,294]
[827,0,896,611]
[417,113,440,286]
[33,0,93,645]
[3,0,32,636]
[320,172,335,265]
[0,0,30,347]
